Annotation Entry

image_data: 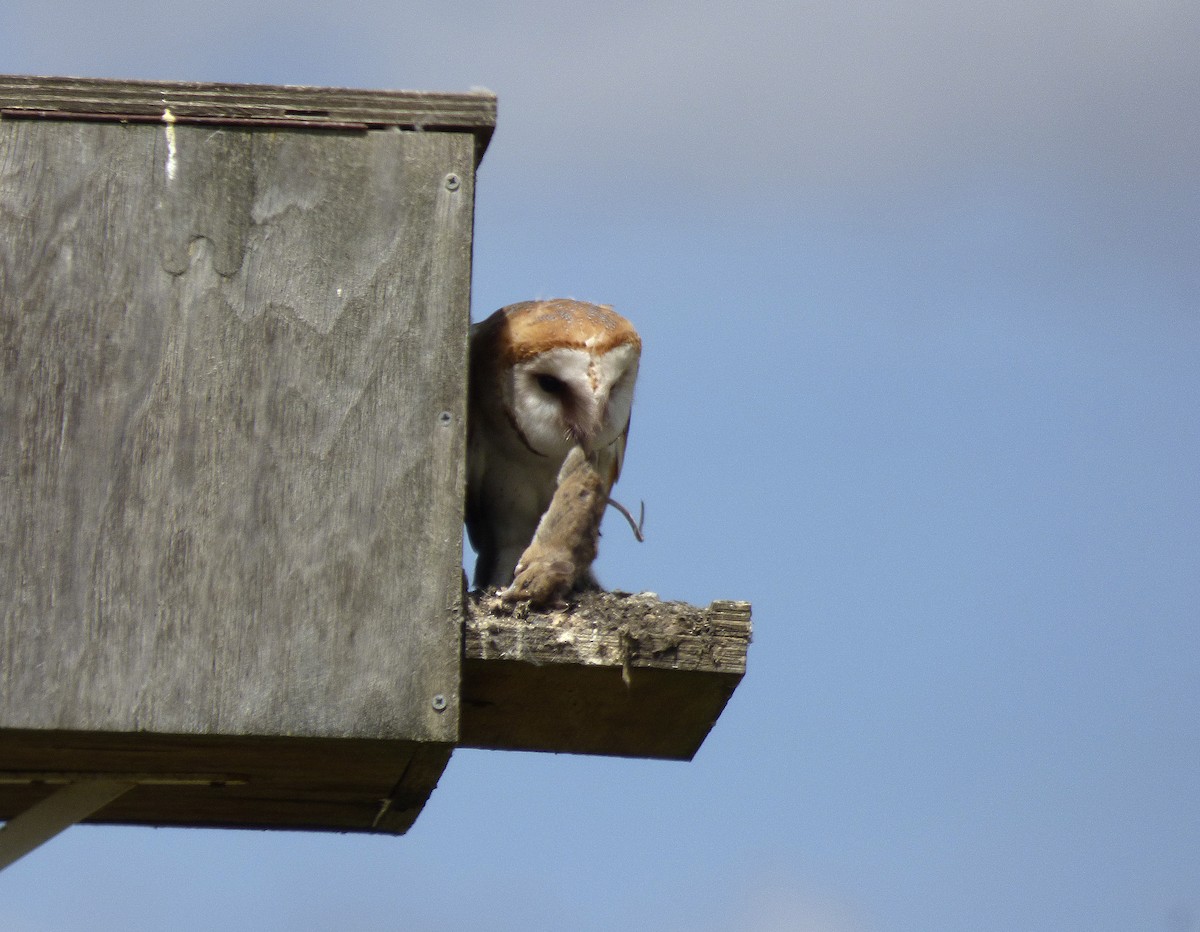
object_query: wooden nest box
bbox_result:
[0,75,750,862]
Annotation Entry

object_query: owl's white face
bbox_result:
[508,342,640,461]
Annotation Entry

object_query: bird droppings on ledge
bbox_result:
[464,588,751,676]
[460,589,750,759]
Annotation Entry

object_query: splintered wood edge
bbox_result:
[0,75,497,127]
[463,590,751,676]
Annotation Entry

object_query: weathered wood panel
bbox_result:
[0,75,496,160]
[462,593,751,760]
[0,116,471,743]
[0,78,487,833]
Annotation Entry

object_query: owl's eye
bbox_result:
[535,373,567,395]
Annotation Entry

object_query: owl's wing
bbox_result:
[464,316,496,570]
[465,427,513,588]
[464,428,486,553]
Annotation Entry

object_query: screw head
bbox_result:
[444,173,461,191]
[431,694,448,712]
[438,410,452,426]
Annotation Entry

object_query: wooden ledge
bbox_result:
[460,591,751,760]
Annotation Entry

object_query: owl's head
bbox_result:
[487,300,641,460]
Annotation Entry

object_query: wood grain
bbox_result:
[0,86,479,835]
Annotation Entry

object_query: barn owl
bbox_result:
[466,299,641,589]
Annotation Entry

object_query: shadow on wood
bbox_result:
[0,732,451,835]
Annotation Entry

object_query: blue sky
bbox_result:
[2,2,1198,930]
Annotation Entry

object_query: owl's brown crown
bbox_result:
[480,299,641,365]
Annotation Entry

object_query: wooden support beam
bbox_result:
[0,780,135,871]
[461,592,751,760]
[0,736,449,835]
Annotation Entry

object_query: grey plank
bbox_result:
[0,117,471,745]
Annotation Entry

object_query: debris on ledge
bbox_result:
[461,590,751,760]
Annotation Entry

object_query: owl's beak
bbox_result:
[564,389,605,452]
[566,402,603,452]
[566,419,597,451]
